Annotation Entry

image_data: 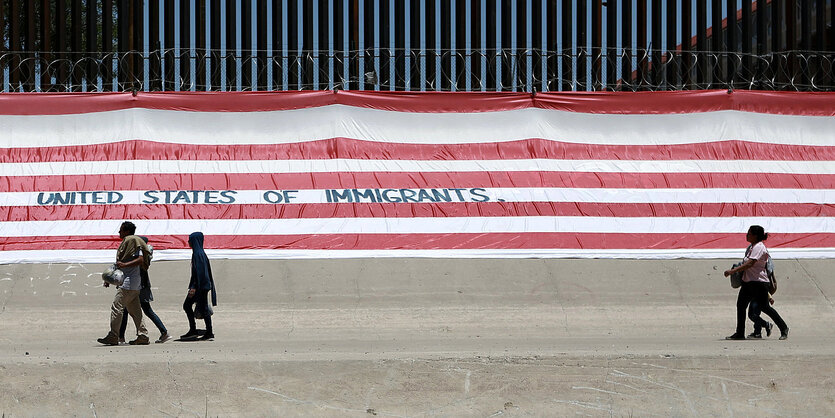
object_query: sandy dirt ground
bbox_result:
[1,258,834,417]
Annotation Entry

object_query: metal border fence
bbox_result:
[3,48,834,93]
[2,1,833,93]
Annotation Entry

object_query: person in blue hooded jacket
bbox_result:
[180,232,217,341]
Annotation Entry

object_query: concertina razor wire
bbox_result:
[1,47,833,93]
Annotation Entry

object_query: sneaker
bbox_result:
[119,338,125,344]
[779,328,789,340]
[198,332,215,341]
[155,333,172,344]
[764,322,773,337]
[129,335,150,345]
[97,332,119,346]
[180,329,199,339]
[725,333,745,340]
[747,332,762,339]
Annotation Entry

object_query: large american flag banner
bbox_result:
[1,90,834,263]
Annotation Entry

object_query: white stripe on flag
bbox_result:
[4,159,835,176]
[2,247,835,265]
[3,107,835,148]
[6,188,835,206]
[2,216,834,237]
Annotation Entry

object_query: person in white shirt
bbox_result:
[97,221,151,346]
[118,236,171,344]
[724,225,789,340]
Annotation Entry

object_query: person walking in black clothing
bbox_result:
[748,263,789,340]
[118,236,171,344]
[724,225,789,340]
[180,232,217,341]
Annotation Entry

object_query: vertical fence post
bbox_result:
[466,0,473,91]
[117,0,128,91]
[819,3,835,89]
[680,0,691,89]
[194,0,205,90]
[346,0,354,90]
[0,1,5,92]
[273,0,283,90]
[561,0,572,91]
[621,0,632,90]
[38,0,52,91]
[179,0,191,91]
[814,0,827,86]
[85,0,97,91]
[695,0,707,88]
[390,0,397,91]
[405,0,413,91]
[576,0,586,91]
[726,0,737,88]
[374,0,381,91]
[755,0,767,89]
[831,0,835,55]
[494,0,501,91]
[785,0,797,90]
[636,0,647,90]
[509,0,516,92]
[606,0,617,90]
[164,1,175,91]
[770,0,783,89]
[134,0,144,90]
[24,1,36,91]
[70,0,82,91]
[34,0,47,91]
[665,0,678,90]
[432,0,447,91]
[741,0,751,87]
[453,0,461,92]
[650,0,661,89]
[241,0,252,90]
[221,0,232,90]
[799,0,811,89]
[102,0,113,91]
[312,0,321,90]
[591,0,602,90]
[258,0,268,91]
[543,0,552,92]
[55,0,69,91]
[148,1,161,91]
[358,0,366,90]
[711,0,722,88]
[9,0,21,92]
[480,0,487,91]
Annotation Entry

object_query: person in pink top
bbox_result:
[723,225,789,340]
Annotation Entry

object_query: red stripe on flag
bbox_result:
[4,202,835,222]
[0,91,339,115]
[4,139,835,163]
[0,232,831,251]
[1,91,835,115]
[2,172,832,192]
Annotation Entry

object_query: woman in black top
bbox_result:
[180,232,218,340]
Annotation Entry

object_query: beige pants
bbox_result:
[110,288,148,337]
